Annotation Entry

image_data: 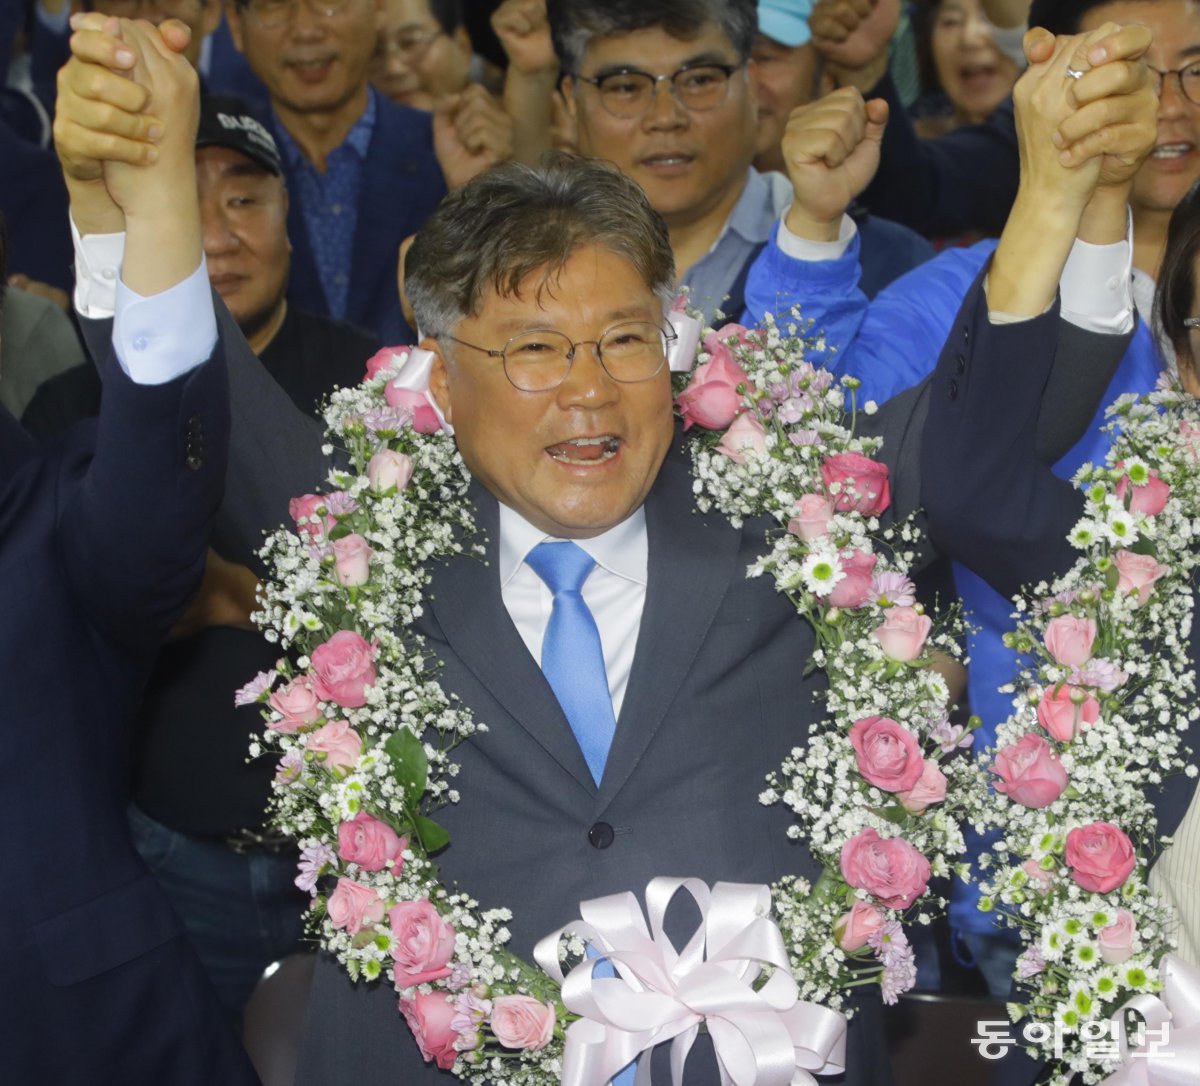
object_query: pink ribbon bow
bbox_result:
[533,877,847,1086]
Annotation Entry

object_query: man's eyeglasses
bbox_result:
[240,0,352,29]
[377,27,443,61]
[444,320,678,392]
[575,63,743,120]
[1149,64,1200,107]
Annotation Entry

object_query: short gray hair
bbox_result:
[406,153,676,339]
[547,0,757,73]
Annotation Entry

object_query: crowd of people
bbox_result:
[2,0,1199,1082]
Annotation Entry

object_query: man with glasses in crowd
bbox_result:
[225,0,511,344]
[369,0,475,110]
[546,0,933,326]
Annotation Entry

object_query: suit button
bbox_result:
[946,378,958,401]
[186,453,204,471]
[962,325,970,344]
[588,822,615,849]
[955,352,966,374]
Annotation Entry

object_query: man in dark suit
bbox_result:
[0,17,257,1084]
[223,0,512,344]
[56,16,1146,1086]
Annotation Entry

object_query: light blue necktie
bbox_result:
[525,542,634,1085]
[525,541,617,785]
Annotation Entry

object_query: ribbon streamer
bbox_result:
[534,877,847,1086]
[379,346,453,434]
[667,312,703,375]
[1102,953,1200,1086]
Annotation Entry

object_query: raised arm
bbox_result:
[56,14,331,569]
[51,16,230,648]
[921,26,1156,598]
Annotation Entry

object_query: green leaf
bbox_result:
[412,814,451,854]
[385,729,428,798]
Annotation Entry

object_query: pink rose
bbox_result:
[489,995,556,1051]
[873,606,932,662]
[787,494,835,541]
[897,760,948,814]
[310,630,377,708]
[839,827,931,909]
[331,533,373,587]
[289,493,334,541]
[834,900,885,951]
[828,549,877,609]
[1180,419,1200,463]
[306,719,362,773]
[1113,550,1167,608]
[676,341,751,430]
[326,877,386,935]
[364,345,411,382]
[1098,910,1137,964]
[385,382,443,434]
[715,411,768,464]
[1043,615,1097,668]
[1116,467,1170,516]
[992,733,1068,808]
[389,899,457,988]
[849,716,924,793]
[1065,821,1137,893]
[1021,859,1054,895]
[1035,685,1100,743]
[367,449,414,493]
[820,452,891,516]
[267,675,323,732]
[337,811,407,875]
[399,991,459,1070]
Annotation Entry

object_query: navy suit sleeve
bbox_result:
[60,325,229,653]
[76,293,332,573]
[860,72,1018,239]
[920,271,1131,601]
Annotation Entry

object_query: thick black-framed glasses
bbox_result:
[444,320,678,392]
[576,63,742,119]
[1149,64,1200,107]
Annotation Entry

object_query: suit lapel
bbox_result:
[426,484,596,795]
[597,449,744,807]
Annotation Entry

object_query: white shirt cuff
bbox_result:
[72,216,217,384]
[1060,222,1135,335]
[72,214,124,319]
[114,262,217,385]
[776,212,858,261]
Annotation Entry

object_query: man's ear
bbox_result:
[426,341,453,425]
[200,0,222,39]
[560,74,578,122]
[224,0,245,52]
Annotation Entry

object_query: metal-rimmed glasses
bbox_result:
[575,63,743,119]
[1149,64,1200,107]
[239,0,352,29]
[444,320,678,392]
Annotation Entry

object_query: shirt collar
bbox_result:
[272,88,378,168]
[723,167,775,245]
[498,502,649,589]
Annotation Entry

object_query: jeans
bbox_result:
[128,803,309,1022]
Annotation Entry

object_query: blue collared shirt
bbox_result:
[273,90,377,320]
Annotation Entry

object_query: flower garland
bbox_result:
[964,387,1200,1084]
[241,314,974,1081]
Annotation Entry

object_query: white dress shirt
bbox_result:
[776,212,1136,335]
[70,216,217,384]
[498,504,648,722]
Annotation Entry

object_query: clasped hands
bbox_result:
[781,20,1159,241]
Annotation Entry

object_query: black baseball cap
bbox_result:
[196,95,283,176]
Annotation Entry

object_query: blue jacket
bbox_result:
[271,94,446,346]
